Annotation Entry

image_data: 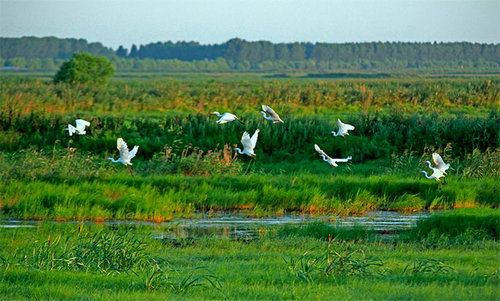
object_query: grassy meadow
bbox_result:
[0,75,498,220]
[0,210,498,299]
[0,74,499,299]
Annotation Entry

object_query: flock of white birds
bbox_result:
[65,104,450,182]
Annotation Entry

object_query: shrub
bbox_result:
[54,52,114,85]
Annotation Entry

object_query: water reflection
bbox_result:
[0,211,429,240]
[154,211,428,241]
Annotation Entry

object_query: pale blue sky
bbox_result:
[1,0,498,49]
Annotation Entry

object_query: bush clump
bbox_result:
[54,52,114,85]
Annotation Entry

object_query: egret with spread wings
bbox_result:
[332,119,355,137]
[235,130,259,157]
[66,119,90,136]
[422,166,445,182]
[314,144,352,167]
[260,105,289,131]
[211,112,244,124]
[108,138,139,166]
[260,105,284,123]
[430,152,450,174]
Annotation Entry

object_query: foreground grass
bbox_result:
[0,220,498,300]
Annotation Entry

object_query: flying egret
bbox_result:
[422,168,445,182]
[235,129,259,157]
[430,152,450,174]
[66,119,90,136]
[332,119,355,137]
[211,112,244,124]
[314,144,352,167]
[108,138,139,166]
[260,105,288,130]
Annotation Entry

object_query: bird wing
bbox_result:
[338,119,354,131]
[262,105,280,119]
[241,131,252,150]
[250,129,259,148]
[333,157,351,163]
[337,119,343,129]
[222,113,236,121]
[75,119,90,129]
[432,153,447,170]
[67,124,76,136]
[343,123,355,131]
[129,145,139,159]
[431,168,444,178]
[117,138,130,159]
[314,144,332,160]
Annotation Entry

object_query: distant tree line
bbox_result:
[1,36,499,73]
[0,37,114,59]
[123,38,500,64]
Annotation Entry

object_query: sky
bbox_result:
[1,0,499,49]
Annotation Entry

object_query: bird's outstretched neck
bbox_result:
[260,111,272,120]
[234,148,244,154]
[425,161,433,169]
[422,170,432,179]
[331,131,338,137]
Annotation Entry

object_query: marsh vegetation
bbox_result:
[0,74,498,299]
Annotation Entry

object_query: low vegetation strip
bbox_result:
[409,208,500,241]
[1,174,498,221]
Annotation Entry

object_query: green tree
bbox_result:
[116,45,128,57]
[54,52,114,85]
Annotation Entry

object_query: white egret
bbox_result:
[430,152,450,174]
[314,144,352,167]
[422,168,445,182]
[66,119,90,136]
[260,105,284,123]
[332,119,355,137]
[108,138,139,166]
[235,129,259,157]
[260,105,288,130]
[211,112,244,124]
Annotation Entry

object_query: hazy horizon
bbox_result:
[1,0,499,49]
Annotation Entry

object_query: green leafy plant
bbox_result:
[54,52,114,85]
[285,243,385,282]
[404,259,454,274]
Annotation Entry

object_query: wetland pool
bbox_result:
[0,211,429,240]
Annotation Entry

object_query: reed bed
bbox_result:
[0,173,497,220]
[1,77,498,115]
[1,111,498,161]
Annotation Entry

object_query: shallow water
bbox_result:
[0,211,429,240]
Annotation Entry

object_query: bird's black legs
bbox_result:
[128,166,135,178]
[244,159,254,175]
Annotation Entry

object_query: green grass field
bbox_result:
[0,74,498,299]
[0,214,498,300]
